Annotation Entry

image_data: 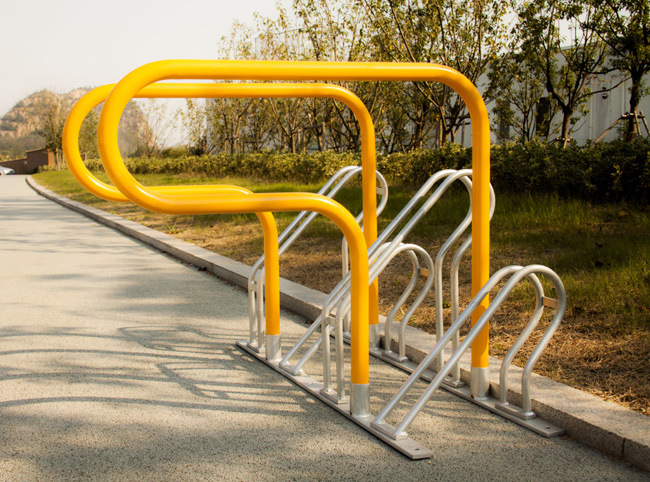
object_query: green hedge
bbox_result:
[86,139,649,203]
[86,151,359,185]
[490,139,650,203]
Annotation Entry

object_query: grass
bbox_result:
[33,169,650,415]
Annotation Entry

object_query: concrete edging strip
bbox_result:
[26,176,650,472]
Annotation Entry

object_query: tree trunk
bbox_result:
[626,71,643,142]
[560,108,572,148]
[436,118,445,148]
[289,132,296,154]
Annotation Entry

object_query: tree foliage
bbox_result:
[516,0,609,147]
[181,99,209,155]
[198,0,649,152]
[204,0,515,153]
[135,99,178,157]
[361,0,513,146]
[79,109,99,160]
[36,93,70,169]
[489,52,547,143]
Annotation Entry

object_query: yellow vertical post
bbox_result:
[466,87,491,397]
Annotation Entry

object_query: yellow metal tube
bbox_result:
[98,59,490,370]
[94,88,371,385]
[64,83,378,212]
[62,85,281,337]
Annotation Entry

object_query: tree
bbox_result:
[79,109,99,159]
[518,0,609,147]
[209,96,259,154]
[294,0,370,62]
[209,20,278,153]
[294,0,379,152]
[583,0,650,140]
[181,99,209,155]
[135,98,178,157]
[255,6,314,153]
[0,133,44,159]
[489,52,548,143]
[36,93,70,169]
[360,0,514,147]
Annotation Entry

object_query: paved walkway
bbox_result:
[0,175,646,480]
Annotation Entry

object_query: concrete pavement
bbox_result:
[0,174,647,480]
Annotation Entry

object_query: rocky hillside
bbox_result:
[0,88,149,159]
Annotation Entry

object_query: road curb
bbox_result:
[27,175,650,472]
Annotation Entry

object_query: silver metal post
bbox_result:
[350,383,371,418]
[321,317,333,394]
[335,310,348,401]
[265,334,281,363]
[470,367,490,399]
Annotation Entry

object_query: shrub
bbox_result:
[83,140,649,203]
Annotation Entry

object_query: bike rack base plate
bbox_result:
[371,350,565,438]
[237,341,434,460]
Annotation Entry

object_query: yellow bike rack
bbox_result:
[58,58,574,460]
[60,59,493,457]
[94,59,491,399]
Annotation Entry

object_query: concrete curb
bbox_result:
[27,176,650,473]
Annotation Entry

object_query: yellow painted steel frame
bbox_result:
[63,82,380,338]
[96,59,490,389]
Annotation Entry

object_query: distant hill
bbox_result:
[0,88,149,159]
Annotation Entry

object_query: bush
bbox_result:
[490,139,650,203]
[84,139,649,203]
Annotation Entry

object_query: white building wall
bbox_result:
[573,74,650,144]
[456,69,650,148]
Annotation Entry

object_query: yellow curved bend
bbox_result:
[62,85,281,341]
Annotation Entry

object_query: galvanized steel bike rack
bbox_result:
[274,169,566,449]
[279,169,479,377]
[371,265,567,441]
[376,171,495,372]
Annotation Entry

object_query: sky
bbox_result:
[0,0,290,116]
